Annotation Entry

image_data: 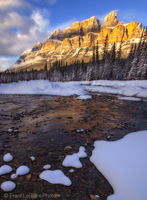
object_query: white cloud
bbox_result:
[0,0,21,9]
[0,12,32,31]
[0,4,76,59]
[0,10,50,57]
[31,11,50,33]
[0,9,76,71]
[0,57,17,72]
[0,0,30,10]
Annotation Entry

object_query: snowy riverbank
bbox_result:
[0,80,147,98]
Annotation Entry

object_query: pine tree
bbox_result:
[44,62,47,71]
[111,43,116,63]
[125,44,136,79]
[128,33,144,80]
[112,42,123,80]
[96,40,99,64]
[94,40,100,79]
[137,41,147,79]
[103,34,108,61]
[92,44,96,65]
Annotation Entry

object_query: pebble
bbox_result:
[30,156,35,161]
[69,169,75,173]
[76,129,85,133]
[54,194,61,198]
[90,194,100,200]
[14,130,19,133]
[43,164,51,170]
[106,135,111,140]
[26,174,32,181]
[11,174,18,179]
[64,146,73,151]
[8,129,13,133]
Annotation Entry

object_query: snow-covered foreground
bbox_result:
[0,80,147,98]
[1,131,147,198]
[0,146,86,191]
[90,130,147,200]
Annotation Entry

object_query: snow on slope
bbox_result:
[90,130,147,200]
[0,80,147,98]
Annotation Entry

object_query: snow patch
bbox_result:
[12,166,30,179]
[43,164,51,170]
[30,156,35,161]
[69,169,75,173]
[76,129,85,133]
[3,153,13,162]
[8,129,13,133]
[62,146,87,168]
[0,80,147,98]
[39,169,71,186]
[0,80,85,96]
[0,165,12,175]
[90,130,147,200]
[86,80,147,98]
[77,95,92,100]
[11,174,18,180]
[16,165,30,176]
[118,96,141,101]
[1,181,16,192]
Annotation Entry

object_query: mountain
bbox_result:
[13,11,146,72]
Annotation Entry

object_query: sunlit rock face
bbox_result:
[102,10,118,28]
[14,11,147,71]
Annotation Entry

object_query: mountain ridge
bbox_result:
[13,10,146,72]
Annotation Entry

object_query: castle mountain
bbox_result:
[14,11,146,72]
[0,11,146,83]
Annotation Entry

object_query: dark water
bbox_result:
[0,94,147,200]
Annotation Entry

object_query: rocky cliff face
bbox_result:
[14,11,147,72]
[102,10,118,28]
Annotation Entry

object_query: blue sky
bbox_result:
[0,0,147,71]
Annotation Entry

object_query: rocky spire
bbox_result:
[102,11,118,28]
